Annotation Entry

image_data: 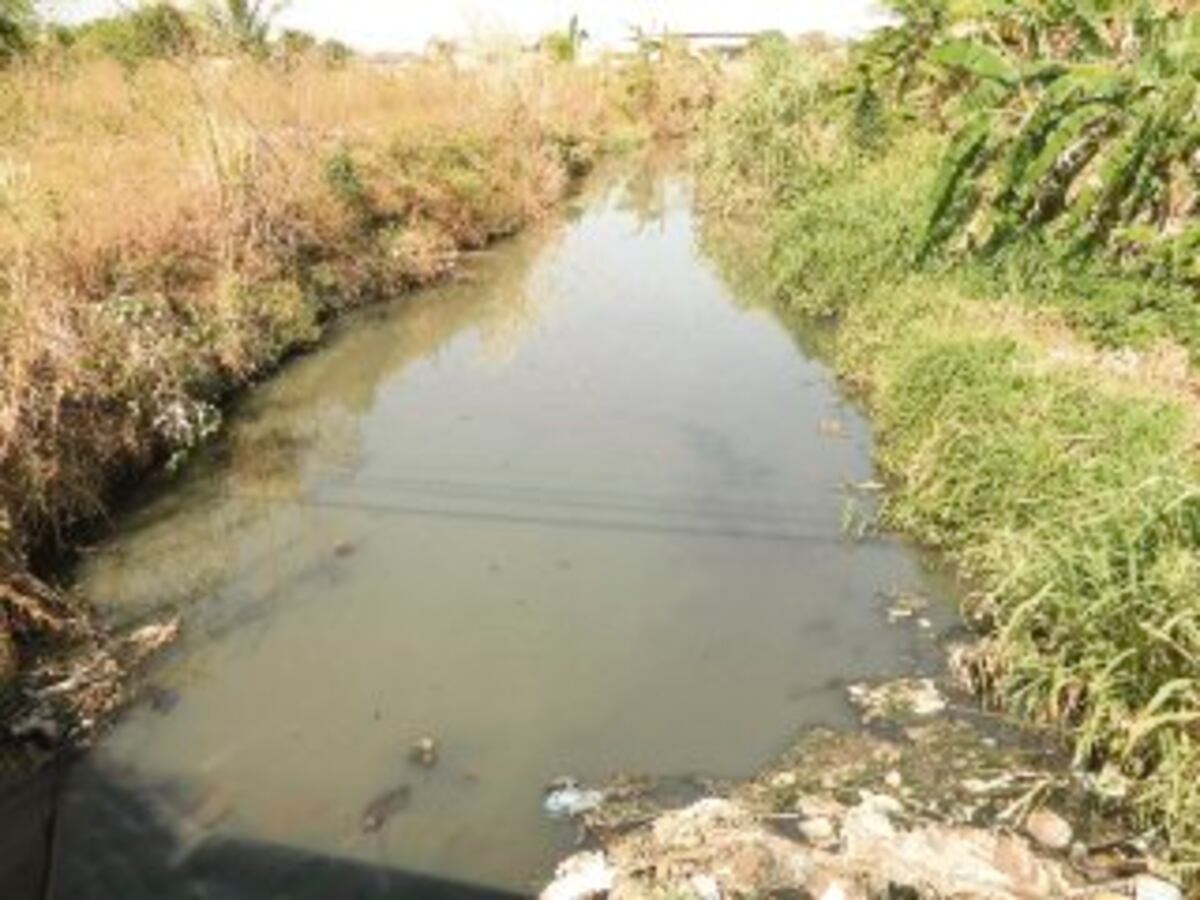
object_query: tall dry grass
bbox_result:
[0,54,620,649]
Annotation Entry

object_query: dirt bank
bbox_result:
[541,677,1184,899]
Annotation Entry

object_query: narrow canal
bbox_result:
[49,163,954,896]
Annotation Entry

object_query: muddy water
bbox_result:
[54,167,954,896]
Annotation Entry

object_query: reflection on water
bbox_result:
[49,164,955,896]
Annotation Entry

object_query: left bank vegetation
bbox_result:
[0,2,720,717]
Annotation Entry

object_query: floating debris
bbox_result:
[544,777,605,819]
[885,591,929,624]
[408,735,439,768]
[847,677,947,722]
[361,784,412,833]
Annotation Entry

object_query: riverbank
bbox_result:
[0,56,590,720]
[696,17,1200,880]
[542,674,1183,898]
[0,50,723,740]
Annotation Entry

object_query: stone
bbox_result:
[842,804,897,850]
[1133,875,1182,900]
[1024,808,1072,851]
[799,816,836,845]
[771,771,798,790]
[688,873,721,900]
[540,851,614,900]
[857,790,904,818]
[884,770,903,789]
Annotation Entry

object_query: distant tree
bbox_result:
[201,0,288,55]
[0,0,34,64]
[541,13,588,64]
[75,3,195,65]
[277,26,315,58]
[319,37,351,66]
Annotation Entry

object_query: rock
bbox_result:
[688,873,721,900]
[771,771,798,790]
[1024,808,1072,851]
[807,875,866,900]
[409,735,438,768]
[884,770,903,790]
[1133,875,1182,900]
[541,851,614,900]
[333,540,356,558]
[857,790,904,818]
[796,795,844,820]
[799,816,836,845]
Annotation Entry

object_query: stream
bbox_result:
[42,163,957,897]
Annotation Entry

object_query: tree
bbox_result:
[0,0,34,64]
[201,0,288,54]
[542,14,588,64]
[76,3,196,64]
[864,0,1200,283]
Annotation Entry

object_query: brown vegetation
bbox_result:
[0,54,629,687]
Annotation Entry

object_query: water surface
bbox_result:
[54,166,953,896]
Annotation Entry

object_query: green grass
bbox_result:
[839,283,1200,864]
[700,41,1200,875]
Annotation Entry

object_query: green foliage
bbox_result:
[698,37,837,209]
[838,281,1200,863]
[276,27,315,57]
[202,0,288,54]
[73,4,195,65]
[541,14,588,64]
[0,0,33,65]
[872,0,1200,289]
[324,146,371,226]
[701,16,1200,874]
[319,38,352,67]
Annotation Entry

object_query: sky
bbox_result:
[46,1,889,53]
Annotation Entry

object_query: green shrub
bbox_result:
[0,0,33,65]
[74,4,195,64]
[839,282,1200,863]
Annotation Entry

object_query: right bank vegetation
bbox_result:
[700,0,1200,874]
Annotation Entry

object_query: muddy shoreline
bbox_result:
[541,674,1182,899]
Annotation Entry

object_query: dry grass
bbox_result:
[0,54,625,640]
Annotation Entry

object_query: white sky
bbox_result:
[47,1,889,52]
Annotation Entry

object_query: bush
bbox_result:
[72,4,195,64]
[0,0,32,65]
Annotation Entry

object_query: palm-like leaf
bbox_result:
[876,0,1200,283]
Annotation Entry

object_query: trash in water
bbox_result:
[543,777,604,819]
[409,735,438,768]
[361,784,412,833]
